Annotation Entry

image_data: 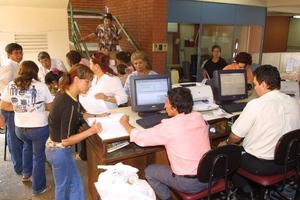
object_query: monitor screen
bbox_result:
[130,74,171,117]
[213,70,248,103]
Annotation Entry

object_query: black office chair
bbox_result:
[173,145,241,200]
[237,129,300,200]
[196,66,204,82]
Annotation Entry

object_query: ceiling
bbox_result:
[267,0,300,16]
[200,0,300,17]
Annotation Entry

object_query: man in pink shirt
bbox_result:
[120,87,211,200]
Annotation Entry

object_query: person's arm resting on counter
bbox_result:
[119,114,135,134]
[218,132,242,146]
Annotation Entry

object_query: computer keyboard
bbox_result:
[136,113,169,129]
[219,102,248,113]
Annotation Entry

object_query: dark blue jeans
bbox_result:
[46,147,85,200]
[1,110,23,173]
[15,125,49,194]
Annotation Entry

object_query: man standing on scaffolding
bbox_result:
[80,13,122,52]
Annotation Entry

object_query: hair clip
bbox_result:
[52,68,59,75]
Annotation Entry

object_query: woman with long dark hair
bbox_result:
[1,60,53,195]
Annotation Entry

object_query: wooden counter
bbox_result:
[82,99,258,200]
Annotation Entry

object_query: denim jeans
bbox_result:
[46,146,85,200]
[15,125,49,194]
[1,110,23,173]
[145,164,208,200]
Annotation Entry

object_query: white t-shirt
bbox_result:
[232,90,300,160]
[0,59,19,93]
[1,79,53,127]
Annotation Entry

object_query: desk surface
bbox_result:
[85,90,259,200]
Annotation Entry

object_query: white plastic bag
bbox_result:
[95,162,156,200]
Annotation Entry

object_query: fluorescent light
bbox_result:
[293,15,300,18]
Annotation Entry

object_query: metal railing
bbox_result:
[68,2,138,59]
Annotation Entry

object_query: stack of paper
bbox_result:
[193,101,219,111]
[86,113,129,140]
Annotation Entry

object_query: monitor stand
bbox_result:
[138,111,161,118]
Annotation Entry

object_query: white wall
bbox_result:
[0,0,70,69]
[287,18,300,52]
[262,52,300,72]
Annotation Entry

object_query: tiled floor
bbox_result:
[0,133,90,200]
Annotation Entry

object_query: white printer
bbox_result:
[280,80,300,99]
[172,82,219,111]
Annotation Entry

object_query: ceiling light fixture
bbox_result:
[293,15,300,18]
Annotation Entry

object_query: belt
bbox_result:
[19,127,36,130]
[46,138,71,149]
[172,173,197,179]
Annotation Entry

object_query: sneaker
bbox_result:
[32,184,51,196]
[279,184,295,200]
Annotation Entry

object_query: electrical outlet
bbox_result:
[152,43,168,52]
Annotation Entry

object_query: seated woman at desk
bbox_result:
[120,87,211,200]
[223,52,253,85]
[202,45,228,79]
[79,51,127,110]
[77,52,127,160]
[123,51,157,104]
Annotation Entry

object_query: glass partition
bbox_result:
[235,25,263,64]
[201,25,234,65]
[167,23,264,81]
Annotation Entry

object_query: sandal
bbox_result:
[73,154,82,161]
[32,184,51,196]
[22,176,31,182]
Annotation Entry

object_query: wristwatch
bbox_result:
[226,138,230,145]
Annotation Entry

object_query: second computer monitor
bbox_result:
[213,70,248,104]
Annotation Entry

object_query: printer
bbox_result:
[280,80,300,99]
[172,82,219,111]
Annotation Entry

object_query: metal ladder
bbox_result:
[68,2,138,59]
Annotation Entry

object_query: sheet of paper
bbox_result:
[86,114,129,140]
[286,58,294,72]
[79,94,109,114]
[193,101,219,111]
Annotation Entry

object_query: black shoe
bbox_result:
[236,188,256,200]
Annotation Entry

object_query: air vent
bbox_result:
[14,34,48,52]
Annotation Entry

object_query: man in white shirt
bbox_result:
[37,51,68,83]
[0,43,24,173]
[219,65,300,199]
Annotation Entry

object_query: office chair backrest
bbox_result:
[170,69,179,84]
[197,145,241,183]
[196,66,204,82]
[249,63,260,72]
[274,129,300,166]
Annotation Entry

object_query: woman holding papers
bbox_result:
[79,51,127,112]
[77,52,128,160]
[46,64,103,200]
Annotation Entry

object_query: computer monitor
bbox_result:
[130,74,171,117]
[213,70,248,104]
